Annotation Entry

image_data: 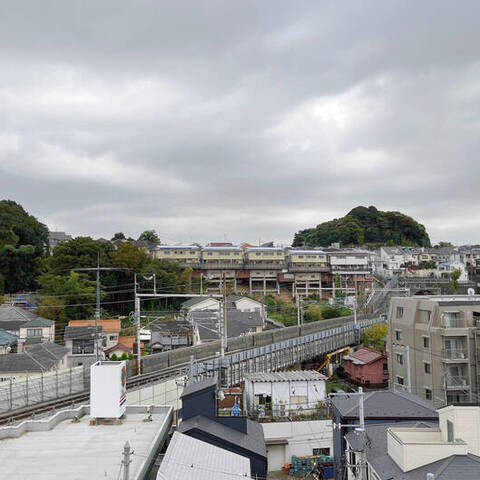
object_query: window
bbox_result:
[383,363,388,374]
[447,420,454,442]
[109,335,116,341]
[255,252,261,256]
[27,328,42,337]
[396,354,403,365]
[395,330,402,341]
[313,448,330,456]
[423,336,430,348]
[396,307,404,318]
[396,376,404,385]
[424,362,431,374]
[425,388,432,400]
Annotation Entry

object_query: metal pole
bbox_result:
[95,253,100,362]
[135,294,141,375]
[122,441,131,480]
[200,273,203,294]
[358,386,365,431]
[222,273,227,355]
[153,273,156,295]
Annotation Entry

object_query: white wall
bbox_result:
[263,420,333,471]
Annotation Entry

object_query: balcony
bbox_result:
[287,264,330,273]
[442,349,468,362]
[445,376,470,390]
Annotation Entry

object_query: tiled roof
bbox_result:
[20,318,54,328]
[0,329,18,346]
[64,326,103,340]
[0,343,68,372]
[68,319,121,333]
[345,348,385,365]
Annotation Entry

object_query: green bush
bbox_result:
[110,353,118,361]
[120,352,128,361]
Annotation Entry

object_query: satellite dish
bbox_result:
[468,288,475,296]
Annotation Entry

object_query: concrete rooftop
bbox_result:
[0,405,172,480]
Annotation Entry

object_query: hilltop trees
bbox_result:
[293,205,431,248]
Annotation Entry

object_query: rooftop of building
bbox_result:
[344,347,386,365]
[287,248,326,254]
[0,342,69,372]
[68,318,121,332]
[331,390,438,420]
[244,370,327,383]
[20,317,55,328]
[182,296,220,308]
[178,414,267,458]
[203,245,242,251]
[157,431,252,480]
[64,325,103,340]
[346,421,480,480]
[0,305,49,325]
[156,244,200,250]
[0,404,172,480]
[0,329,18,346]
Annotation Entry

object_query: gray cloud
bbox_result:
[1,0,480,246]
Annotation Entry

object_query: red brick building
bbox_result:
[344,348,389,388]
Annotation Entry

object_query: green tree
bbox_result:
[38,271,95,320]
[304,305,323,323]
[0,200,48,292]
[138,230,160,245]
[111,232,126,241]
[110,242,144,272]
[450,269,462,293]
[110,353,118,361]
[362,324,388,352]
[120,352,128,361]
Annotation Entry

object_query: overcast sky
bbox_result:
[1,1,480,246]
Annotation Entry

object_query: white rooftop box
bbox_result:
[90,361,127,419]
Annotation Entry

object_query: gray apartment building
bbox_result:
[387,295,480,406]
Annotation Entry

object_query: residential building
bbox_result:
[0,305,48,338]
[0,329,17,354]
[178,377,268,478]
[64,325,104,368]
[181,296,220,313]
[157,431,252,480]
[17,317,55,352]
[67,318,121,349]
[331,390,438,480]
[150,320,192,351]
[243,371,327,417]
[345,405,480,479]
[387,295,480,405]
[154,245,201,264]
[48,231,72,251]
[0,343,69,381]
[378,246,405,278]
[343,347,389,388]
[0,404,173,480]
[262,420,332,472]
[104,335,144,358]
[436,260,468,281]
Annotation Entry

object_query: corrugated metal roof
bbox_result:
[244,370,326,382]
[157,431,252,480]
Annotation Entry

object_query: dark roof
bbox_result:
[331,391,438,420]
[182,297,219,308]
[0,329,18,346]
[0,321,24,332]
[345,422,480,479]
[0,342,68,372]
[178,415,267,458]
[181,377,218,398]
[64,326,103,340]
[150,321,190,334]
[21,318,54,328]
[0,306,52,327]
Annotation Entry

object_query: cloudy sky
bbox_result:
[1,1,479,246]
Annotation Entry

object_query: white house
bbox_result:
[244,371,327,417]
[435,260,468,282]
[378,247,405,278]
[181,296,220,314]
[262,420,333,472]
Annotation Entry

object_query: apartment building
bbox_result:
[152,244,373,297]
[387,295,480,406]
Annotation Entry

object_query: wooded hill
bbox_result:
[292,206,431,248]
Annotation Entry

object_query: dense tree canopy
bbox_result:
[293,206,431,248]
[138,230,160,245]
[0,200,49,292]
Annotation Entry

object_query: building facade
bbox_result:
[387,295,480,406]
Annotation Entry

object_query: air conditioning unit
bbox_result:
[90,361,127,419]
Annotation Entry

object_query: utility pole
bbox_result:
[296,293,303,326]
[95,253,100,362]
[200,273,203,294]
[135,273,142,374]
[220,273,227,357]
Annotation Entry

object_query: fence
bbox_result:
[0,366,88,414]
